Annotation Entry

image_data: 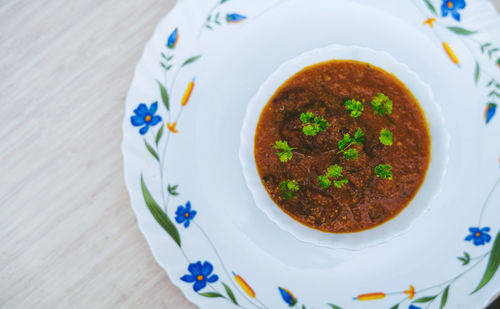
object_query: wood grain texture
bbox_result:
[0,1,499,308]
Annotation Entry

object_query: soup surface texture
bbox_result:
[254,60,430,233]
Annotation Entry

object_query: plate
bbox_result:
[122,0,500,308]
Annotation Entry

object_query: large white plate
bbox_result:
[122,0,500,308]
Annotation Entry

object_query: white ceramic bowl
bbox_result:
[239,44,450,250]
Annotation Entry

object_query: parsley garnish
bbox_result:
[300,112,329,136]
[379,128,393,146]
[273,140,295,162]
[318,164,348,189]
[374,164,393,180]
[337,128,365,160]
[344,99,364,118]
[371,93,393,116]
[279,179,300,200]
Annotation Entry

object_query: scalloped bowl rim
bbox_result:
[239,44,450,250]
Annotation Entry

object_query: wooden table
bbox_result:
[1,1,499,308]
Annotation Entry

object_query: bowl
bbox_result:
[239,44,450,249]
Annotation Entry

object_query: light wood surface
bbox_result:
[1,1,499,308]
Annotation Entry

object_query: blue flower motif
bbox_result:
[167,27,178,49]
[441,0,466,21]
[465,227,491,246]
[180,261,219,292]
[226,13,247,24]
[409,305,422,309]
[278,287,297,307]
[175,201,197,228]
[130,102,162,135]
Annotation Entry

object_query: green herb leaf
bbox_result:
[273,140,295,162]
[440,286,449,309]
[338,133,351,150]
[447,26,477,36]
[319,165,348,189]
[371,93,392,116]
[300,112,329,136]
[328,304,343,309]
[302,125,318,136]
[326,164,343,178]
[156,80,170,111]
[182,55,202,67]
[222,282,238,305]
[379,128,393,146]
[155,125,164,146]
[199,292,224,298]
[300,111,315,123]
[167,184,179,196]
[144,140,159,161]
[333,178,348,188]
[412,295,437,303]
[389,304,399,309]
[344,148,359,160]
[354,128,365,144]
[375,164,393,180]
[344,99,364,117]
[318,175,332,189]
[141,175,181,246]
[280,179,300,200]
[471,231,500,294]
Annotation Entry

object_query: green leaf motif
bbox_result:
[474,62,480,86]
[167,184,179,196]
[222,282,238,305]
[182,55,202,67]
[424,0,437,15]
[199,292,224,298]
[471,231,500,294]
[328,304,343,309]
[457,251,471,265]
[481,42,492,53]
[156,80,169,111]
[440,285,449,309]
[488,48,499,59]
[447,26,476,36]
[155,125,164,146]
[144,140,159,161]
[413,295,437,303]
[389,304,399,309]
[141,175,181,246]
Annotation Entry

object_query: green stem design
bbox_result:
[193,221,266,309]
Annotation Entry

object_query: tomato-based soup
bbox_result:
[254,60,430,233]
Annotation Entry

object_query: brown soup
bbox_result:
[254,60,430,233]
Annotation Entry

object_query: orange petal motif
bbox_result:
[232,272,255,298]
[166,122,178,133]
[181,78,195,106]
[354,292,386,301]
[424,18,436,27]
[404,285,415,299]
[443,42,459,65]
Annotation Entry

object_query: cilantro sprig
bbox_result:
[379,129,393,146]
[279,179,300,200]
[300,112,329,136]
[318,164,348,189]
[371,93,392,116]
[273,140,295,162]
[344,99,364,118]
[337,128,365,160]
[374,164,393,180]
